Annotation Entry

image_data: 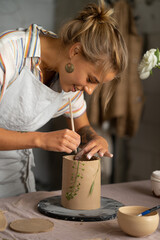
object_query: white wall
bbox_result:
[0,0,55,32]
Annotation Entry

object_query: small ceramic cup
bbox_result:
[151,170,160,197]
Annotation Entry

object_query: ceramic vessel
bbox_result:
[0,211,7,231]
[61,155,101,210]
[151,170,160,197]
[117,206,159,237]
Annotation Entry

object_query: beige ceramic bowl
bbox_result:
[117,206,159,237]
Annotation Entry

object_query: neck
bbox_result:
[39,34,63,84]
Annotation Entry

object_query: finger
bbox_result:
[85,145,100,160]
[62,138,79,152]
[70,130,81,140]
[65,135,80,147]
[74,148,86,160]
[60,145,74,154]
[98,149,105,158]
[98,149,113,158]
[86,146,113,159]
[63,130,80,146]
[75,141,99,160]
[57,138,78,153]
[104,151,113,158]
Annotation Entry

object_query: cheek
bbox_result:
[59,69,72,85]
[60,67,86,86]
[73,70,87,85]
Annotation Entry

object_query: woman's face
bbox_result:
[59,44,115,95]
[58,44,116,95]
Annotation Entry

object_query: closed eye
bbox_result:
[87,76,100,84]
[87,78,92,83]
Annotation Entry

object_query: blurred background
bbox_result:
[0,0,160,191]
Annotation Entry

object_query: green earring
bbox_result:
[65,63,74,73]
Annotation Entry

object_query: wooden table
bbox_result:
[0,180,159,240]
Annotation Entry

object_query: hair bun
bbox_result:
[77,1,114,25]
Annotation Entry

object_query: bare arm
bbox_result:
[66,111,113,159]
[0,128,38,150]
[0,127,80,153]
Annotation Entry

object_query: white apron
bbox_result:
[0,67,64,198]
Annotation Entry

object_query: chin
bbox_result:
[64,88,71,92]
[62,88,71,93]
[62,86,73,92]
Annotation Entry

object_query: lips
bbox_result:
[72,85,82,92]
[72,84,77,92]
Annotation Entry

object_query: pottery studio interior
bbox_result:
[0,0,160,192]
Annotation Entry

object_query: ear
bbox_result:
[69,42,82,58]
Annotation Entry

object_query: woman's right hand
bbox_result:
[36,129,80,153]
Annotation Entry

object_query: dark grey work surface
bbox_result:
[38,195,123,222]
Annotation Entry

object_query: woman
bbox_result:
[0,0,127,197]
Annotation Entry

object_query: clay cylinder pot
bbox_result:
[61,155,101,210]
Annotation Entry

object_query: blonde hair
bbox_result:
[59,0,128,105]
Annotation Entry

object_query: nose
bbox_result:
[84,85,96,95]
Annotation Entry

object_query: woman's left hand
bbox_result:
[75,135,113,160]
[66,111,113,160]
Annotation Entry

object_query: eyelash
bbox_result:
[87,78,92,83]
